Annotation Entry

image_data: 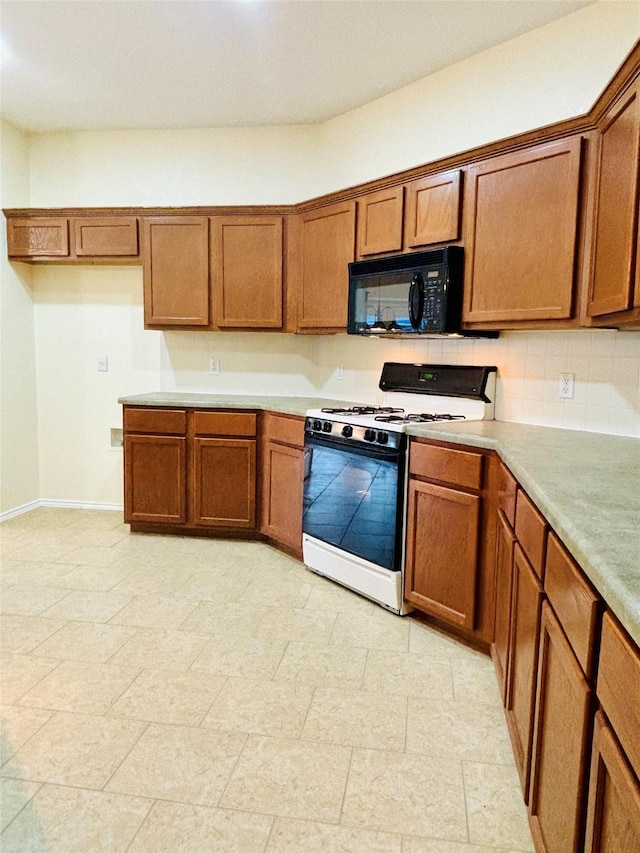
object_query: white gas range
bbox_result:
[302,363,497,614]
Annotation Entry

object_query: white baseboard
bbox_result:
[0,500,41,522]
[1,499,124,523]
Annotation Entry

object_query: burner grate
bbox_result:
[374,413,467,424]
[321,406,405,416]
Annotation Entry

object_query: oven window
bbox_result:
[303,443,401,570]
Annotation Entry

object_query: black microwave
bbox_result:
[348,246,466,336]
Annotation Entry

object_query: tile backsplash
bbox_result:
[161,328,640,437]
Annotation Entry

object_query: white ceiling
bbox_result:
[1,0,595,133]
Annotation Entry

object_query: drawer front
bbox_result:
[498,462,518,526]
[8,217,69,257]
[193,410,257,437]
[74,217,139,256]
[544,533,600,678]
[597,612,640,779]
[124,407,186,435]
[515,490,547,580]
[409,441,483,490]
[262,413,305,448]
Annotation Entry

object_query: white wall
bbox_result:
[317,2,640,191]
[0,119,40,515]
[26,3,640,206]
[27,126,322,207]
[5,2,640,510]
[32,266,163,505]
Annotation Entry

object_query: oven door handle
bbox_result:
[304,433,404,463]
[408,272,424,330]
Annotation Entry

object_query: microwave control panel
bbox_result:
[422,268,447,331]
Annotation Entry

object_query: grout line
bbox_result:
[99,719,151,793]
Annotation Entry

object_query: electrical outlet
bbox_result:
[209,358,220,375]
[559,373,575,399]
[97,355,108,372]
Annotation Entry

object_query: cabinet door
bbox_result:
[528,602,592,853]
[505,543,544,800]
[7,217,69,259]
[212,215,283,328]
[124,434,187,524]
[294,201,356,331]
[143,216,210,327]
[404,479,480,629]
[74,217,139,257]
[260,440,304,553]
[588,81,640,317]
[356,186,404,257]
[597,612,640,780]
[404,170,461,248]
[492,509,517,705]
[584,711,640,853]
[463,138,582,323]
[192,437,256,528]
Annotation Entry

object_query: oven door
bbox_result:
[302,432,406,571]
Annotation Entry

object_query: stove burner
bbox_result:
[321,406,405,416]
[374,413,467,424]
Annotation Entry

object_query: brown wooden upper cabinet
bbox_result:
[292,200,356,332]
[142,216,210,328]
[74,217,139,257]
[587,79,640,323]
[356,186,404,258]
[7,216,140,260]
[404,169,461,249]
[211,215,283,329]
[463,137,583,325]
[7,217,70,259]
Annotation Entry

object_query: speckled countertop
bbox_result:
[117,392,360,417]
[119,393,640,647]
[405,420,640,648]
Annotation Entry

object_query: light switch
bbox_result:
[98,355,109,372]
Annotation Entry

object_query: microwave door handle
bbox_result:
[408,272,424,330]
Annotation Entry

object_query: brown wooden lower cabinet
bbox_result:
[404,478,480,629]
[505,543,544,799]
[259,413,305,557]
[124,432,186,524]
[584,711,640,853]
[192,437,256,528]
[404,438,497,644]
[528,602,593,852]
[492,508,517,703]
[123,405,257,533]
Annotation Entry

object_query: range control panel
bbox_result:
[304,417,403,450]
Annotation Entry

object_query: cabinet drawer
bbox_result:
[124,407,186,435]
[7,217,69,258]
[74,217,139,256]
[410,441,483,490]
[193,411,257,437]
[544,533,600,678]
[262,413,304,448]
[597,612,640,779]
[515,490,547,580]
[498,462,518,526]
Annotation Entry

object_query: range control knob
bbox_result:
[342,424,353,438]
[377,431,389,444]
[312,419,322,431]
[322,421,332,433]
[363,428,377,442]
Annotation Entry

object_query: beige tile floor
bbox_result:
[0,508,534,852]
